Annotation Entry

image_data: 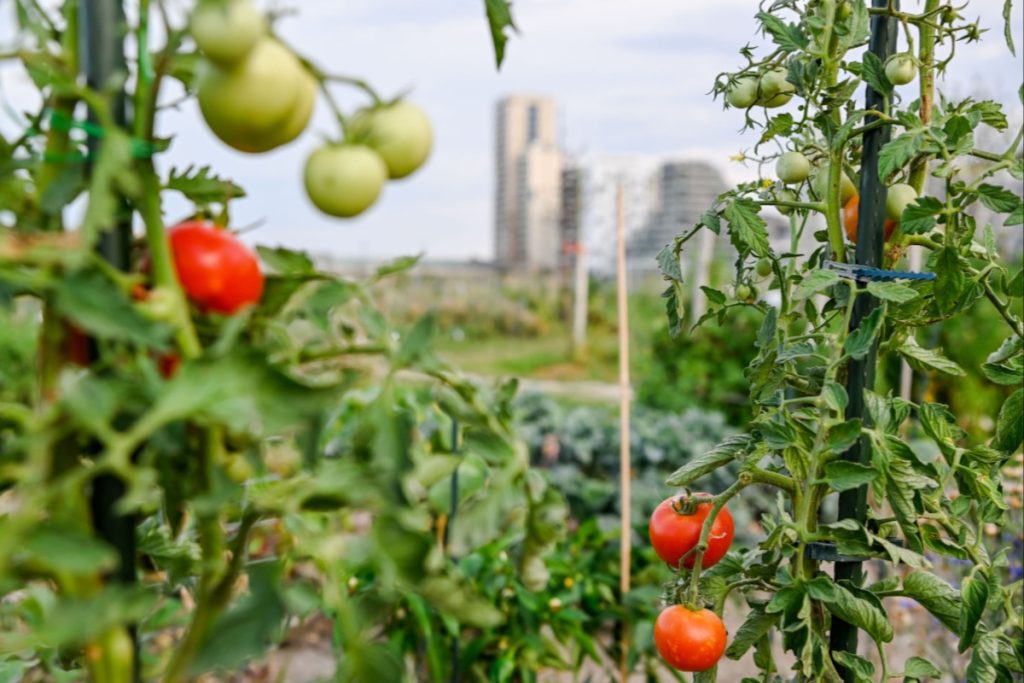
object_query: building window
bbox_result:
[527,105,539,143]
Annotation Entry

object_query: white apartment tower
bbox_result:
[494,96,563,271]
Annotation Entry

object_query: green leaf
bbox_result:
[831,650,875,682]
[823,382,849,413]
[966,634,1002,683]
[150,348,337,436]
[806,577,893,643]
[21,524,118,576]
[795,269,840,298]
[898,336,966,376]
[725,606,777,660]
[192,563,286,674]
[958,570,989,653]
[1006,269,1024,298]
[81,128,138,243]
[844,306,883,360]
[900,196,942,234]
[665,435,751,486]
[0,661,27,683]
[756,307,778,349]
[977,183,1021,213]
[994,389,1023,453]
[724,198,770,257]
[1006,202,1024,227]
[256,246,315,275]
[826,418,862,453]
[166,165,245,205]
[1004,0,1017,55]
[878,131,923,182]
[394,314,439,369]
[823,461,876,492]
[657,243,683,281]
[933,246,965,314]
[866,280,918,303]
[861,52,892,97]
[903,657,942,679]
[54,269,172,349]
[374,254,422,280]
[700,285,727,306]
[405,594,445,683]
[483,0,517,69]
[756,11,809,51]
[902,571,960,631]
[759,113,794,146]
[982,359,1023,385]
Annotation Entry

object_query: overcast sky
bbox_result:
[2,0,1022,262]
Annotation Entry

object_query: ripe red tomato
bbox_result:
[843,195,895,244]
[654,605,728,672]
[649,493,734,569]
[168,222,264,314]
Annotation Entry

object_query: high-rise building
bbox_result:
[494,95,563,271]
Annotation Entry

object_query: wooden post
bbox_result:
[571,242,588,358]
[615,183,632,680]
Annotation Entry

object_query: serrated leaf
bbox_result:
[374,254,422,280]
[759,113,794,146]
[966,634,1001,683]
[933,246,964,314]
[256,246,315,275]
[665,435,751,486]
[958,570,989,653]
[823,460,876,491]
[54,269,173,349]
[756,11,808,51]
[483,0,517,69]
[994,389,1023,453]
[878,132,923,182]
[725,607,778,660]
[826,418,862,453]
[902,571,960,631]
[166,165,245,205]
[844,306,883,360]
[900,196,942,234]
[1004,202,1023,227]
[981,360,1023,385]
[862,52,893,97]
[657,243,683,281]
[898,336,966,376]
[1004,0,1017,56]
[977,183,1021,213]
[1005,269,1023,298]
[724,198,770,257]
[823,382,849,413]
[700,286,727,306]
[795,269,839,298]
[806,577,893,643]
[866,280,918,303]
[832,651,875,682]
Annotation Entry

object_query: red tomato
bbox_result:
[843,195,895,244]
[66,323,92,367]
[158,353,181,379]
[649,493,734,569]
[654,605,728,672]
[168,222,264,314]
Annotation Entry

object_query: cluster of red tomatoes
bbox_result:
[190,0,432,218]
[648,493,735,673]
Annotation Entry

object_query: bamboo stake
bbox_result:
[615,182,632,681]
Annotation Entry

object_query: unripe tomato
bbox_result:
[726,76,758,108]
[812,165,857,204]
[350,101,433,179]
[654,606,727,672]
[884,53,916,86]
[649,494,734,569]
[885,183,917,221]
[304,144,388,218]
[755,257,774,278]
[836,1,852,19]
[190,0,266,66]
[758,68,795,107]
[776,188,797,215]
[734,284,752,302]
[264,68,316,150]
[197,38,307,153]
[168,222,264,314]
[842,195,896,244]
[776,151,810,184]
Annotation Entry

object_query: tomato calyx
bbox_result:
[670,491,714,516]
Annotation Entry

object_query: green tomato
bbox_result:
[775,188,797,215]
[350,101,434,179]
[758,68,795,106]
[776,151,810,184]
[836,1,852,19]
[304,144,388,218]
[886,183,918,221]
[812,165,857,204]
[884,53,916,86]
[197,38,305,153]
[190,0,266,66]
[755,258,774,278]
[726,76,758,108]
[264,68,316,149]
[734,284,752,301]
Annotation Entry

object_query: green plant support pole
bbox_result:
[81,1,139,680]
[829,1,897,679]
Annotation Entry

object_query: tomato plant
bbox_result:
[0,1,545,682]
[657,1,1023,681]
